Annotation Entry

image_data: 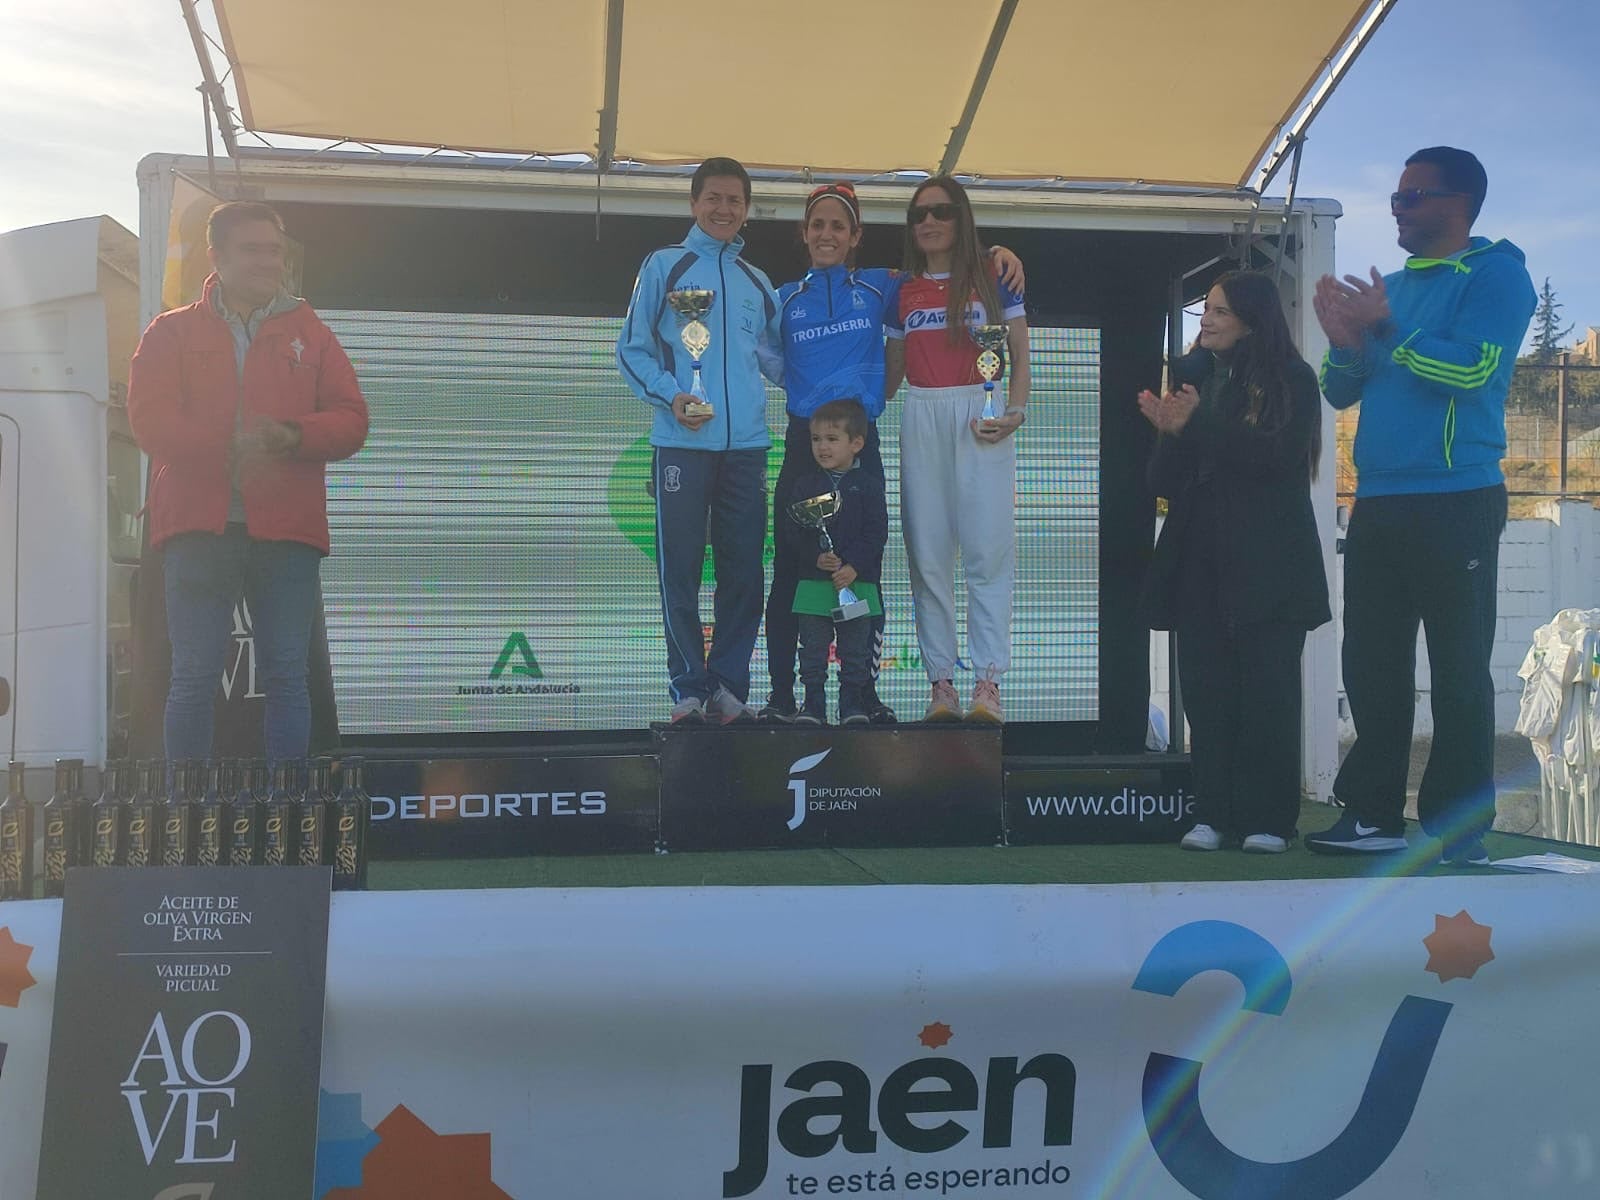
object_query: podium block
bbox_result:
[657,724,1002,851]
[1003,758,1196,845]
[365,754,660,859]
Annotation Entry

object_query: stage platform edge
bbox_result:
[357,728,1196,859]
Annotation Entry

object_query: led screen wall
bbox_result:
[320,311,1099,733]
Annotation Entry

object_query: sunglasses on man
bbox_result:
[1390,188,1468,211]
[908,202,960,224]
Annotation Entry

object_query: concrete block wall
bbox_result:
[1489,520,1556,730]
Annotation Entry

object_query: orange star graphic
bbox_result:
[1424,910,1495,982]
[0,927,37,1008]
[918,1022,953,1049]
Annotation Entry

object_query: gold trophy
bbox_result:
[973,324,1008,420]
[667,288,717,418]
[789,491,872,622]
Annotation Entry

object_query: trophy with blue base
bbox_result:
[667,288,717,418]
[789,491,872,622]
[973,324,1008,420]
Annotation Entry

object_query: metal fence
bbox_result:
[1336,355,1600,511]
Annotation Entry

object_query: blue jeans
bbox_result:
[163,526,322,764]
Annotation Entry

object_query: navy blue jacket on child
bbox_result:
[776,461,888,596]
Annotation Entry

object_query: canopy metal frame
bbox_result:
[179,0,1398,198]
[1254,0,1400,193]
[939,0,1020,177]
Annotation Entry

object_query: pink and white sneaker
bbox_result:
[965,677,1004,724]
[924,680,962,722]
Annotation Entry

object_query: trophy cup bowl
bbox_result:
[973,323,1008,420]
[789,490,841,528]
[667,288,717,418]
[788,491,871,623]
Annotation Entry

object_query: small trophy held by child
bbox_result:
[788,492,872,622]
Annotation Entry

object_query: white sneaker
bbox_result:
[669,696,706,724]
[1181,824,1222,851]
[704,686,755,725]
[1242,833,1289,854]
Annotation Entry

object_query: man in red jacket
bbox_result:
[129,201,368,764]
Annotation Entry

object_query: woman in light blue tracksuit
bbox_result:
[616,157,783,723]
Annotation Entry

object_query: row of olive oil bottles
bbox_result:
[0,756,370,899]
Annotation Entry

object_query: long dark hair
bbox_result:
[902,175,999,345]
[1211,270,1320,474]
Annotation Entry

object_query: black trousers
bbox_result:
[1176,607,1307,841]
[766,416,885,692]
[1334,485,1507,842]
[798,613,873,694]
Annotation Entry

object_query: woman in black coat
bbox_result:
[1138,271,1331,853]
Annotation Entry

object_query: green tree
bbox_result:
[1530,276,1574,363]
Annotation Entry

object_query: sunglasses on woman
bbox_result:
[1389,188,1467,211]
[908,202,960,224]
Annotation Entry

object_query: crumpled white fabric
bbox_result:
[1518,609,1600,844]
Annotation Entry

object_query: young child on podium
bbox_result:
[775,400,888,725]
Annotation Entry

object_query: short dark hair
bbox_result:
[1405,146,1487,223]
[207,201,285,250]
[811,399,868,441]
[691,157,752,205]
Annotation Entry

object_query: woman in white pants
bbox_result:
[885,175,1029,724]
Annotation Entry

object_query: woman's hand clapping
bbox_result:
[1137,384,1200,436]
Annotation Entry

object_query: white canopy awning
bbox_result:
[207,0,1392,190]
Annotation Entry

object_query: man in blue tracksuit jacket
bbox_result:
[1306,146,1536,866]
[616,157,783,723]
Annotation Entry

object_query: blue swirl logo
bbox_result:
[1133,921,1452,1199]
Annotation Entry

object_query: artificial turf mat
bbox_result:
[368,798,1600,891]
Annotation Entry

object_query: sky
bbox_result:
[2,0,1597,342]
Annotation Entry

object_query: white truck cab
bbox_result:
[0,216,142,786]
